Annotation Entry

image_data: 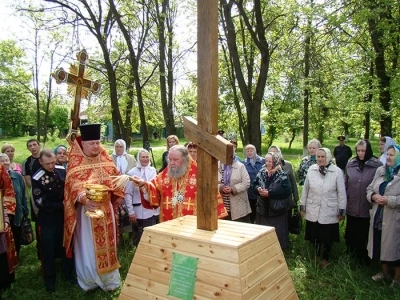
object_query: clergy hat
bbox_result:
[337,135,345,141]
[79,123,101,141]
[218,130,225,135]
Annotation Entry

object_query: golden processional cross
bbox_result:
[52,49,101,140]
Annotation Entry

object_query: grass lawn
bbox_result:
[1,135,398,299]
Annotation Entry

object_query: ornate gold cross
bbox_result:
[52,49,101,139]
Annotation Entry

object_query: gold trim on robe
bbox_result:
[64,137,123,275]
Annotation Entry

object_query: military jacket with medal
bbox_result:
[32,165,66,225]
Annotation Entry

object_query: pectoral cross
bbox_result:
[52,49,101,140]
[184,0,234,231]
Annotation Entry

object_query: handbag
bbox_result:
[289,207,302,235]
[268,197,290,216]
[20,216,34,246]
[117,202,131,229]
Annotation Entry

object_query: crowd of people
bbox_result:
[0,129,399,296]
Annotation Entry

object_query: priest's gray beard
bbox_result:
[168,162,188,179]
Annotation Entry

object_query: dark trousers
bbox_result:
[249,198,257,224]
[38,223,74,289]
[132,217,157,247]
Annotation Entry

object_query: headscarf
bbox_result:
[53,145,68,168]
[356,139,373,170]
[268,145,286,166]
[375,144,400,230]
[266,152,282,176]
[317,148,332,176]
[384,145,400,181]
[113,139,128,174]
[136,149,153,181]
[53,145,67,155]
[380,136,396,165]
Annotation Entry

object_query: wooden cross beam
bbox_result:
[52,49,101,136]
[183,0,234,231]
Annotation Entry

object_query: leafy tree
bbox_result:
[0,85,33,136]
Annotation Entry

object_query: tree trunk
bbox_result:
[156,0,176,136]
[364,61,373,140]
[220,0,270,154]
[302,0,313,156]
[367,1,392,136]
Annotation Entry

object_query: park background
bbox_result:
[1,0,400,298]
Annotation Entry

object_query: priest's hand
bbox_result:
[130,175,145,187]
[85,199,100,211]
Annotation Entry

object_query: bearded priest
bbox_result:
[130,145,227,222]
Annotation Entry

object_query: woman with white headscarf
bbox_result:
[110,139,137,174]
[125,149,157,246]
[300,148,347,268]
[378,136,396,165]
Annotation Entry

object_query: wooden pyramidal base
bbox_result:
[120,215,298,300]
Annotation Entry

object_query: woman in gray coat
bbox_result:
[366,145,400,288]
[345,140,382,265]
[300,148,346,268]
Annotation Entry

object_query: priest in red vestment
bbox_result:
[64,124,124,292]
[130,145,227,222]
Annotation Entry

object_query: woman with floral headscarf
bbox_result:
[367,145,400,288]
[378,136,396,165]
[110,139,137,175]
[250,152,292,249]
[300,148,346,268]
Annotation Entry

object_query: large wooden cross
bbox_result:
[52,49,101,135]
[184,0,234,231]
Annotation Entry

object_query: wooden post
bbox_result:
[186,0,221,231]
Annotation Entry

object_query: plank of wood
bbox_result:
[145,221,253,245]
[240,242,283,282]
[132,242,241,277]
[253,272,294,300]
[238,229,278,262]
[184,117,234,164]
[126,251,243,293]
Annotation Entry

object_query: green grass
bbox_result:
[1,135,397,299]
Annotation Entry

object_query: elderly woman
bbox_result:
[297,138,321,185]
[300,148,346,268]
[243,144,265,223]
[0,154,29,257]
[53,145,68,168]
[367,145,400,288]
[345,140,382,265]
[159,135,179,173]
[378,136,396,165]
[110,139,137,175]
[125,149,157,246]
[250,152,292,249]
[218,141,251,223]
[1,143,22,175]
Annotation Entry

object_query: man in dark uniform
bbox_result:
[31,149,74,292]
[333,135,353,172]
